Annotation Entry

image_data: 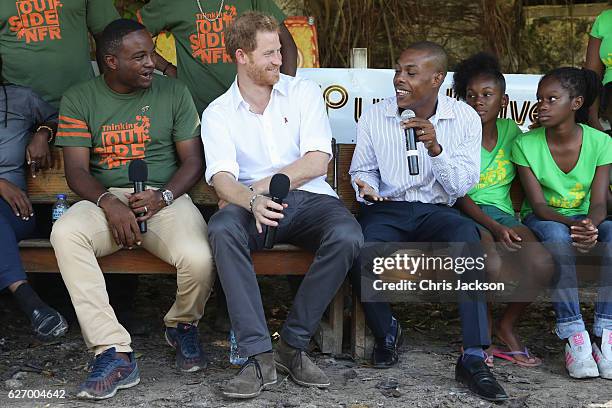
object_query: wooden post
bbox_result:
[314,282,345,355]
[350,48,368,69]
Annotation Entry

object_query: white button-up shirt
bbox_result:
[349,95,481,206]
[201,74,336,198]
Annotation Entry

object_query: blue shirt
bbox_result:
[0,84,57,191]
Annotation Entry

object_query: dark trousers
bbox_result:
[0,198,35,291]
[208,190,363,357]
[349,201,490,349]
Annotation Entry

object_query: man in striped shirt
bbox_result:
[349,42,508,402]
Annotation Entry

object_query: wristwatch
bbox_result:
[160,189,174,206]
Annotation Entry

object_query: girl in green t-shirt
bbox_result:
[452,53,553,368]
[513,67,612,380]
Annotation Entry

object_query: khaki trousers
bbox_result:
[50,188,215,355]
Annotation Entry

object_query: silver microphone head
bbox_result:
[400,109,416,121]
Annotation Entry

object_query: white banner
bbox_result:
[297,68,542,144]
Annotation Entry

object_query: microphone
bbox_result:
[128,159,148,233]
[401,109,419,175]
[263,173,290,249]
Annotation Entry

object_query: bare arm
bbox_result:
[212,172,256,210]
[250,151,329,195]
[587,164,610,227]
[516,164,575,225]
[63,146,142,247]
[584,36,605,131]
[152,51,177,77]
[63,146,111,203]
[279,24,297,76]
[455,195,522,250]
[164,137,204,197]
[127,137,204,222]
[212,171,285,233]
[27,120,58,172]
[455,195,501,232]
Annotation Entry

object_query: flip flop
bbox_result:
[492,347,542,367]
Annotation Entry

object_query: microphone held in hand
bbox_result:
[263,173,290,249]
[128,159,148,233]
[401,109,419,175]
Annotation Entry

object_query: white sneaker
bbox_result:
[592,328,612,379]
[565,331,599,379]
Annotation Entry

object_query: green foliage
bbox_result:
[520,17,591,73]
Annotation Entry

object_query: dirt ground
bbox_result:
[1,275,612,408]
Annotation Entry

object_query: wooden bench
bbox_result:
[19,146,352,355]
[19,145,528,359]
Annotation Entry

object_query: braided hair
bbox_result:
[452,52,506,101]
[539,67,601,125]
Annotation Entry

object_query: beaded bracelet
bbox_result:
[36,125,55,143]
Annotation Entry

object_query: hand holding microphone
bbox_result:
[400,112,441,159]
[127,159,150,233]
[400,109,419,175]
[250,173,290,248]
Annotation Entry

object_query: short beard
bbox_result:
[246,62,279,86]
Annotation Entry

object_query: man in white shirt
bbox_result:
[349,42,508,402]
[201,11,363,400]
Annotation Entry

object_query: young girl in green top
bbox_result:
[453,53,553,368]
[512,67,612,379]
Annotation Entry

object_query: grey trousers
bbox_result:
[208,190,363,357]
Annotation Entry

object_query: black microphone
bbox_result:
[401,109,419,175]
[263,173,290,249]
[128,159,148,233]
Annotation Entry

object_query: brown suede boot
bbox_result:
[274,339,330,388]
[222,351,277,399]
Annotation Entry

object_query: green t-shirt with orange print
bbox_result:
[55,74,200,188]
[0,0,119,108]
[137,0,286,114]
[511,124,612,219]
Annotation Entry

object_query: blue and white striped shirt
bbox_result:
[349,95,482,206]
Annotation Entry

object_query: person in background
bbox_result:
[137,0,298,114]
[584,8,612,212]
[512,67,612,380]
[0,0,120,109]
[585,8,611,132]
[452,52,553,368]
[0,57,67,342]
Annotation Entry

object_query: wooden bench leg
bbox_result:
[314,282,345,355]
[351,291,374,360]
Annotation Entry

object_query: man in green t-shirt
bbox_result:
[137,0,297,114]
[0,0,120,108]
[51,19,215,400]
